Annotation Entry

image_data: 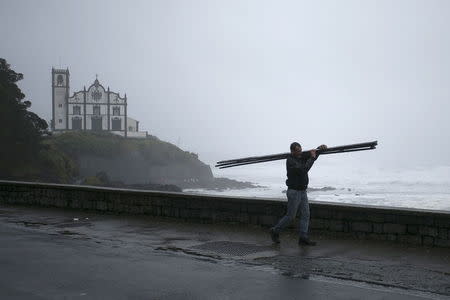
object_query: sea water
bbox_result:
[185,160,450,211]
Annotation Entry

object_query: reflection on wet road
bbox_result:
[0,205,448,299]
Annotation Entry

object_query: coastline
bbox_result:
[184,185,450,211]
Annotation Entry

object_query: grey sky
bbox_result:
[1,0,449,169]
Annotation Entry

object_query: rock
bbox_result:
[308,186,336,192]
[183,177,263,191]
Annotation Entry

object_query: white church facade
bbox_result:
[51,68,147,138]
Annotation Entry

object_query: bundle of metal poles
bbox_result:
[215,141,378,169]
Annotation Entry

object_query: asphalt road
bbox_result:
[0,205,446,299]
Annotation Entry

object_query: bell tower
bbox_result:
[52,68,70,130]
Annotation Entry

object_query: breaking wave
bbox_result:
[198,163,450,211]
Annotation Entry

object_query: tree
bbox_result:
[0,58,49,178]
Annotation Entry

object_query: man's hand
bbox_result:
[311,144,327,159]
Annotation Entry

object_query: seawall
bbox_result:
[0,180,449,248]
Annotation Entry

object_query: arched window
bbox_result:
[92,116,102,131]
[73,106,81,115]
[56,74,64,86]
[72,117,82,130]
[112,117,121,131]
[112,107,120,116]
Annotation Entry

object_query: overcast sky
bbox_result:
[1,0,449,169]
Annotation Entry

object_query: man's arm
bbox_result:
[287,155,315,174]
[305,144,327,171]
[304,153,317,172]
[287,145,327,173]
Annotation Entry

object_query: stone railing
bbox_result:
[0,180,449,248]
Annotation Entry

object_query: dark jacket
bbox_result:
[285,154,317,190]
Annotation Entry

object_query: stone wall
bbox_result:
[0,180,449,248]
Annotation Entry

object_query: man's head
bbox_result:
[290,142,302,157]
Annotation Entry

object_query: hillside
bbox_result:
[27,131,255,191]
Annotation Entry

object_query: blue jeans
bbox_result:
[273,189,310,238]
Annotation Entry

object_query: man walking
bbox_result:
[270,142,327,246]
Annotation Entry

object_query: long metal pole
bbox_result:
[216,141,377,166]
[215,141,377,169]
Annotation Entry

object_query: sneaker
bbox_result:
[270,228,280,244]
[298,237,316,246]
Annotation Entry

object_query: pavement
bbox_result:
[0,205,449,299]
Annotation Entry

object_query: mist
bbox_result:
[1,0,449,170]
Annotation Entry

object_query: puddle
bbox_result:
[56,222,91,228]
[58,230,83,236]
[155,246,222,260]
[11,221,49,228]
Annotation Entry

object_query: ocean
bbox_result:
[185,160,450,211]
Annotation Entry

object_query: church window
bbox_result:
[93,106,101,115]
[72,117,82,130]
[92,117,102,131]
[91,88,102,101]
[112,107,120,116]
[73,106,81,115]
[56,74,64,86]
[112,118,121,131]
[58,119,62,123]
[58,103,62,108]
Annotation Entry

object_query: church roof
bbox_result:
[87,76,106,92]
[68,74,126,100]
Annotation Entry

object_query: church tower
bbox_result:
[52,68,70,130]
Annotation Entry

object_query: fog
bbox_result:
[2,0,450,170]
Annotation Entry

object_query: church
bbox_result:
[51,68,147,138]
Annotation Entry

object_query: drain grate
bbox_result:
[191,241,270,257]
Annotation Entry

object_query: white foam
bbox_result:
[204,163,450,211]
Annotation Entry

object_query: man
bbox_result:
[270,142,327,246]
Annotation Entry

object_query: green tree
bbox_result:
[0,58,49,178]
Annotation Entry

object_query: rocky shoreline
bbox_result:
[80,171,260,193]
[178,177,263,191]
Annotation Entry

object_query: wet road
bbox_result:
[0,205,447,299]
